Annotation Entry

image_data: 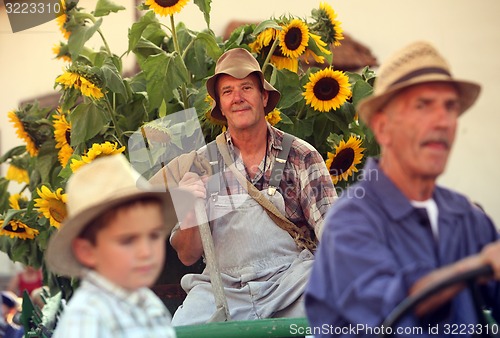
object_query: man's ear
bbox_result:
[262,90,269,108]
[72,238,97,268]
[370,111,390,147]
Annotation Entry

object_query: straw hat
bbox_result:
[206,48,281,122]
[358,41,481,125]
[46,154,194,278]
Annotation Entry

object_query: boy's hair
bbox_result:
[77,197,163,245]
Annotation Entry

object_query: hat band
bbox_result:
[389,67,451,87]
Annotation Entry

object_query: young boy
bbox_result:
[46,154,193,337]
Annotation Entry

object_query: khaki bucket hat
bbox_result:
[46,154,194,278]
[358,41,481,125]
[206,48,281,122]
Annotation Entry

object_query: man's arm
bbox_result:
[410,241,500,316]
[170,172,206,266]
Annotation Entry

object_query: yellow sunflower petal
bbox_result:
[8,110,39,157]
[265,109,282,126]
[6,165,29,184]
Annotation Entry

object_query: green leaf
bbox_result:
[195,32,222,61]
[0,178,10,213]
[93,0,125,17]
[35,140,59,184]
[351,80,373,108]
[272,68,303,109]
[69,103,111,146]
[0,146,27,163]
[253,20,281,35]
[101,59,128,98]
[67,18,103,60]
[2,209,25,226]
[193,0,212,29]
[128,11,161,53]
[142,52,190,110]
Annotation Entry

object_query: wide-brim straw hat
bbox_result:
[206,48,281,122]
[46,154,194,278]
[358,41,481,125]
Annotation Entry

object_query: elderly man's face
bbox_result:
[373,82,461,180]
[217,73,268,132]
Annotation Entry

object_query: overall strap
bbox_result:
[268,132,294,196]
[206,140,220,202]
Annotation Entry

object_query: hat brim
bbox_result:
[46,187,193,278]
[358,76,481,125]
[206,71,281,122]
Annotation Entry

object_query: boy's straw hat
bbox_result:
[46,154,193,277]
[206,48,281,122]
[358,41,481,125]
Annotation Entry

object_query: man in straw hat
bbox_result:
[45,154,193,337]
[305,41,500,336]
[168,48,336,325]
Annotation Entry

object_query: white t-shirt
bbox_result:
[411,198,439,240]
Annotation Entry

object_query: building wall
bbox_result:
[1,0,499,272]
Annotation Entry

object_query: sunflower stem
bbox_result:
[262,37,280,75]
[97,29,113,56]
[170,14,189,109]
[103,98,125,146]
[296,106,307,120]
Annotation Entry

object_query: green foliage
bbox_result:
[1,0,378,312]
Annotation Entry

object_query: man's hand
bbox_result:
[178,172,208,199]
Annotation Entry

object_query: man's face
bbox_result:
[373,82,461,180]
[217,73,269,132]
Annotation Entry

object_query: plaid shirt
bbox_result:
[202,124,336,239]
[52,270,176,338]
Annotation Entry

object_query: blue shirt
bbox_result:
[305,158,500,337]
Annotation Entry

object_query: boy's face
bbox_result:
[74,202,167,291]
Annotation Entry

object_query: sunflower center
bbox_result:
[65,129,71,144]
[314,77,341,101]
[284,27,303,51]
[329,148,355,176]
[155,0,180,6]
[49,201,67,223]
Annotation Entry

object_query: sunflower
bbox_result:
[311,2,344,46]
[0,219,39,240]
[279,19,309,58]
[5,164,29,184]
[8,110,39,157]
[56,0,70,40]
[70,142,126,172]
[303,67,351,112]
[271,55,299,73]
[249,28,277,54]
[302,32,331,65]
[204,95,226,126]
[53,112,73,167]
[145,0,189,16]
[34,186,68,228]
[326,136,365,185]
[9,193,28,210]
[55,65,104,100]
[265,109,282,126]
[52,42,71,62]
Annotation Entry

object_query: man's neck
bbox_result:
[379,157,436,201]
[229,124,268,156]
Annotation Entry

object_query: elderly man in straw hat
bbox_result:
[305,41,500,337]
[45,154,193,337]
[168,48,336,325]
